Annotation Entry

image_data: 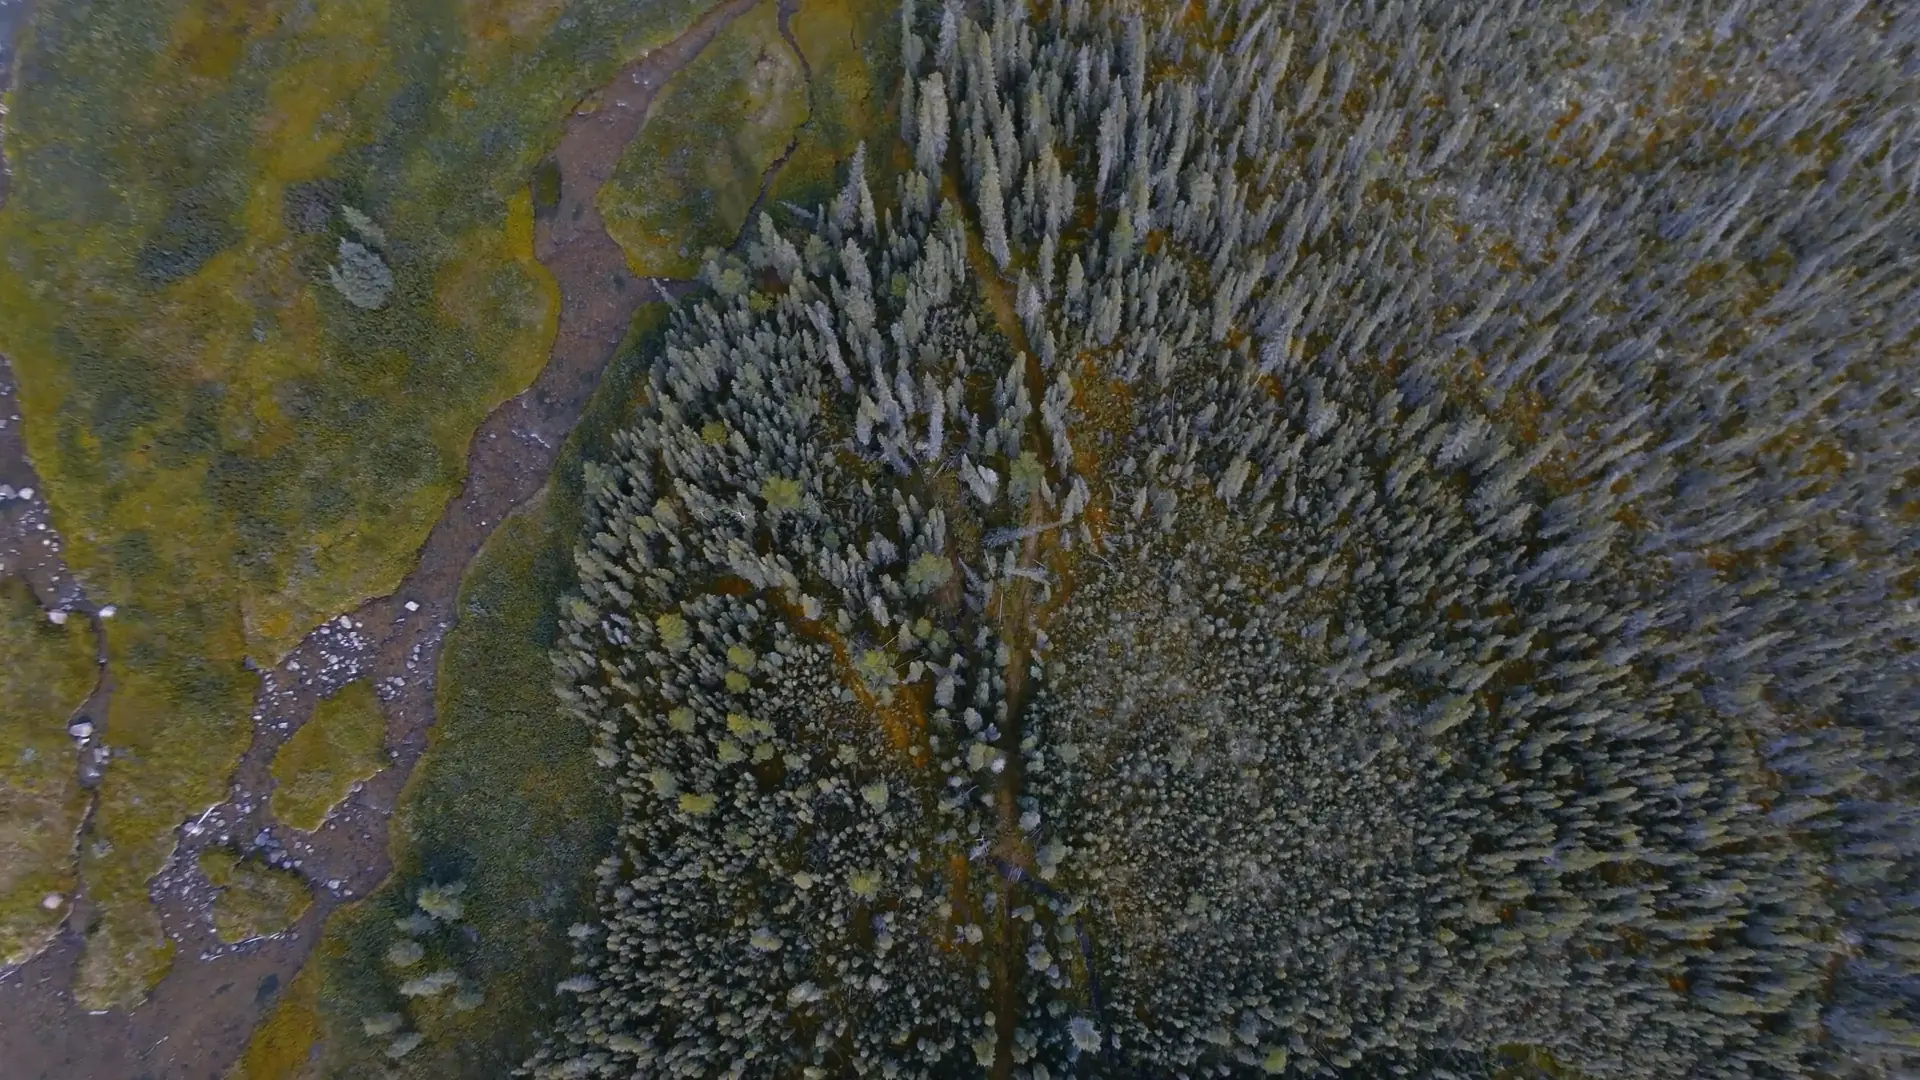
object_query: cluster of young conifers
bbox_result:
[521,0,1918,1075]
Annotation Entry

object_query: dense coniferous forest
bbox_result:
[519,0,1917,1075]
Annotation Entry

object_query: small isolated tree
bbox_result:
[386,939,425,968]
[915,74,951,176]
[979,161,1011,268]
[340,205,387,246]
[905,552,954,596]
[328,239,393,310]
[398,969,458,998]
[416,881,465,921]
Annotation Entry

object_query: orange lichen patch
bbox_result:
[1799,438,1852,477]
[1546,100,1586,147]
[1488,237,1525,274]
[1703,549,1741,574]
[936,851,976,953]
[876,681,935,762]
[991,825,1034,877]
[767,589,928,758]
[945,173,1037,371]
[1065,361,1133,543]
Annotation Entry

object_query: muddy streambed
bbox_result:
[0,0,757,1074]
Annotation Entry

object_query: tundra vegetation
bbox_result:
[599,0,812,278]
[227,487,618,1078]
[524,0,1920,1076]
[287,314,654,1078]
[199,848,313,944]
[0,577,96,967]
[269,679,389,832]
[599,0,904,278]
[0,0,719,1007]
[299,498,615,1077]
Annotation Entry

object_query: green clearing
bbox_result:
[200,849,313,944]
[273,310,654,1076]
[596,0,904,278]
[226,957,324,1080]
[271,680,388,832]
[306,498,614,1076]
[764,0,903,210]
[599,0,810,278]
[0,0,714,1006]
[0,577,97,966]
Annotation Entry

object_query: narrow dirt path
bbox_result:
[0,1,757,1075]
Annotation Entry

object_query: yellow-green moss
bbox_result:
[227,952,323,1080]
[271,681,388,832]
[73,903,175,1009]
[0,0,710,1005]
[0,577,96,966]
[304,309,668,1076]
[1495,1044,1592,1078]
[599,0,809,278]
[200,850,312,943]
[311,497,616,1075]
[763,0,903,210]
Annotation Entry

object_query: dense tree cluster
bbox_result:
[528,0,1917,1075]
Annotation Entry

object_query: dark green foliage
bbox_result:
[531,158,563,217]
[313,496,616,1076]
[283,178,348,235]
[135,188,241,285]
[532,0,1920,1076]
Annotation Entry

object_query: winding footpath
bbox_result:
[0,0,758,1074]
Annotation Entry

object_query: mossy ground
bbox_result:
[0,0,713,1006]
[270,680,388,832]
[226,958,324,1080]
[599,0,810,278]
[0,577,97,966]
[595,0,902,276]
[199,849,313,944]
[764,0,903,209]
[284,314,665,1076]
[306,496,615,1075]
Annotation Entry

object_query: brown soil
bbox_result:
[0,0,761,1075]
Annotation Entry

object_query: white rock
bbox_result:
[0,485,13,499]
[338,615,353,629]
[404,601,419,612]
[47,610,68,625]
[97,604,116,619]
[17,487,32,500]
[68,719,94,739]
[41,892,63,910]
